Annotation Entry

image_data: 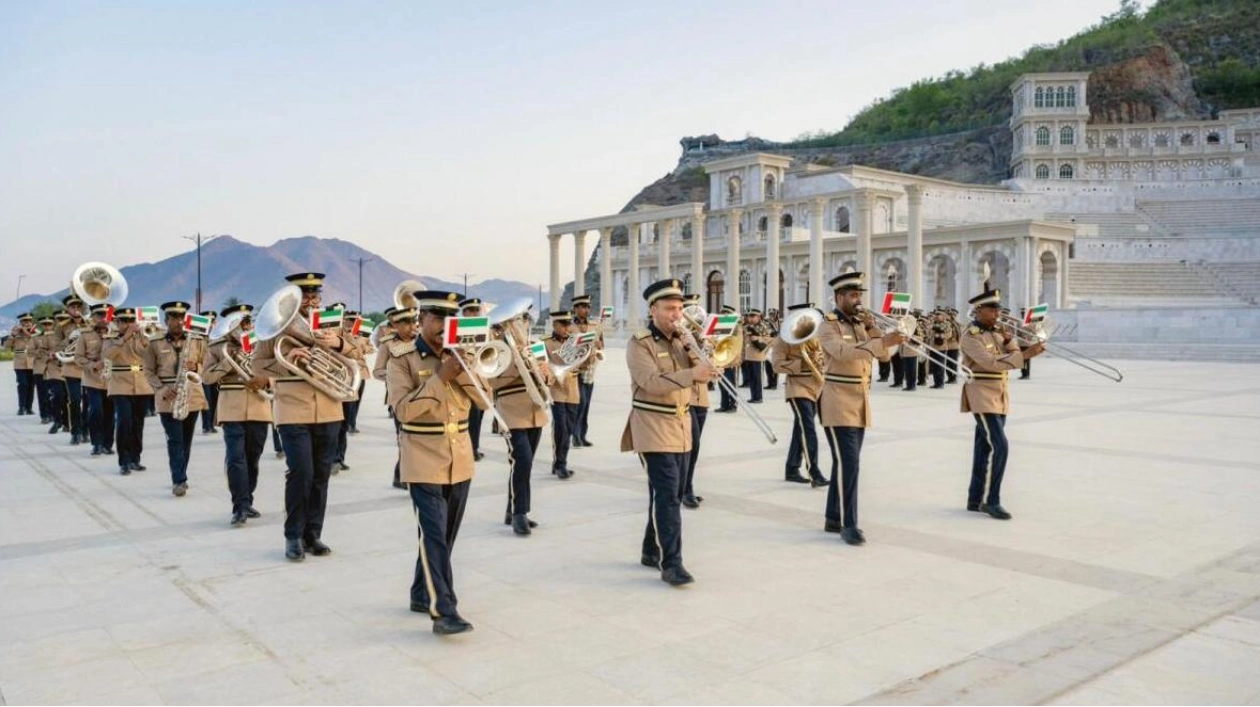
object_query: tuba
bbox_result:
[70,262,129,309]
[780,307,825,384]
[208,310,273,402]
[254,285,362,402]
[393,279,427,311]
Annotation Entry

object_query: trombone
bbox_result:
[679,304,778,444]
[779,307,826,384]
[208,310,274,402]
[997,313,1124,383]
[858,305,973,379]
[443,318,514,437]
[254,285,362,402]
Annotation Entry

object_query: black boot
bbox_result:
[503,513,538,528]
[511,514,532,536]
[784,472,810,484]
[303,538,332,556]
[285,539,305,562]
[432,614,473,635]
[661,566,695,586]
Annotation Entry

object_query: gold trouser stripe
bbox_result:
[219,384,245,390]
[159,377,178,383]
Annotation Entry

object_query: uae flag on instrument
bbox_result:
[881,292,912,314]
[600,305,614,320]
[136,306,161,323]
[344,317,363,336]
[309,307,343,331]
[355,320,373,337]
[1025,303,1048,324]
[443,316,489,349]
[184,313,213,336]
[703,314,740,337]
[572,331,599,346]
[240,331,258,354]
[527,341,547,361]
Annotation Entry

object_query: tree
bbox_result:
[221,296,242,311]
[30,301,59,320]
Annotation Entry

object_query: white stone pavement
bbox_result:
[2,350,1260,705]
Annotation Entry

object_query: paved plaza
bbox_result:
[2,349,1260,705]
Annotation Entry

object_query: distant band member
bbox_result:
[818,272,901,545]
[570,295,602,447]
[201,304,273,526]
[945,308,962,384]
[459,298,486,461]
[544,310,579,480]
[386,289,486,635]
[199,310,220,435]
[45,311,69,434]
[75,304,115,456]
[254,273,346,561]
[60,294,89,445]
[623,278,717,586]
[104,308,152,475]
[30,316,52,423]
[961,289,1044,520]
[742,309,772,403]
[715,304,742,413]
[489,312,549,535]
[375,306,415,490]
[681,293,707,509]
[8,313,35,415]
[144,301,207,497]
[331,304,366,473]
[771,303,827,487]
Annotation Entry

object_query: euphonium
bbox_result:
[253,285,361,402]
[209,310,273,402]
[487,298,552,411]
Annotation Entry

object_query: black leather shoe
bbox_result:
[392,480,407,489]
[339,462,350,471]
[503,514,538,528]
[119,465,131,476]
[580,439,594,447]
[511,514,532,536]
[70,434,81,446]
[303,539,333,556]
[245,507,261,519]
[981,504,1012,520]
[102,446,113,455]
[555,467,572,480]
[681,494,700,509]
[473,451,485,461]
[172,483,187,497]
[230,511,247,527]
[661,566,695,586]
[91,445,102,456]
[130,462,146,471]
[824,520,844,534]
[48,423,61,434]
[432,615,473,635]
[966,503,982,512]
[349,426,359,434]
[930,384,944,389]
[410,601,429,614]
[841,527,865,546]
[747,399,763,404]
[785,472,810,484]
[811,475,829,488]
[285,539,305,562]
[641,555,660,569]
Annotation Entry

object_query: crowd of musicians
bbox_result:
[4,265,1051,636]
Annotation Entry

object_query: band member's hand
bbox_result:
[312,330,336,348]
[247,374,269,390]
[438,354,463,383]
[882,331,906,348]
[162,389,177,402]
[1025,342,1046,358]
[289,347,313,363]
[92,362,103,374]
[693,364,719,383]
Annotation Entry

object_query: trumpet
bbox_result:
[679,305,778,445]
[858,305,973,379]
[208,310,274,402]
[997,313,1124,383]
[254,285,362,402]
[779,307,825,384]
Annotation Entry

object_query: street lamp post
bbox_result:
[181,233,220,312]
[348,257,374,312]
[16,275,25,301]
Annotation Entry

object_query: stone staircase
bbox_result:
[1068,261,1240,307]
[1135,199,1260,237]
[1189,261,1260,305]
[1045,211,1172,238]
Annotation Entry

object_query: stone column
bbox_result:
[691,213,706,298]
[1028,236,1040,307]
[1012,237,1026,314]
[727,209,743,309]
[906,185,924,308]
[957,240,972,310]
[657,219,672,279]
[1059,243,1069,308]
[548,233,561,312]
[855,192,874,308]
[810,199,825,304]
[767,204,782,313]
[627,224,641,326]
[573,230,587,297]
[598,227,612,311]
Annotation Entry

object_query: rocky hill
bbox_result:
[0,236,544,324]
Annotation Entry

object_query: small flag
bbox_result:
[240,330,257,354]
[345,317,362,336]
[702,314,740,337]
[104,305,115,323]
[881,292,912,314]
[184,313,212,336]
[356,320,374,337]
[572,331,599,346]
[309,307,344,330]
[600,305,614,319]
[137,306,161,322]
[527,341,547,360]
[1025,303,1048,324]
[443,316,489,349]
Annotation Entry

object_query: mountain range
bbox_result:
[0,236,546,324]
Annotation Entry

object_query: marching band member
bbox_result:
[253,273,346,561]
[961,289,1044,520]
[898,309,923,392]
[741,309,772,404]
[771,303,827,487]
[459,298,486,460]
[622,279,717,586]
[386,289,485,635]
[681,294,707,510]
[7,313,35,416]
[763,309,780,391]
[817,272,902,545]
[104,308,152,475]
[714,304,742,413]
[199,310,220,435]
[570,295,602,447]
[354,313,376,417]
[929,308,950,389]
[45,311,69,435]
[330,305,365,473]
[200,304,272,527]
[30,317,52,423]
[60,295,90,445]
[375,306,414,490]
[488,317,549,535]
[75,305,115,456]
[144,301,207,497]
[543,310,579,480]
[945,308,962,384]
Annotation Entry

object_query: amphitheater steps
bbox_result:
[1135,199,1260,237]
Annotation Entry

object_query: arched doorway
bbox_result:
[977,251,1011,299]
[1038,250,1059,306]
[926,254,957,308]
[706,270,724,313]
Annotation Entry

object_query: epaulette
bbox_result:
[378,333,397,344]
[388,340,413,358]
[541,335,553,342]
[634,329,652,340]
[968,326,981,335]
[824,313,838,321]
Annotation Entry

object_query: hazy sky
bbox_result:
[1,0,1132,300]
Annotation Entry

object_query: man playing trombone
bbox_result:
[459,298,487,460]
[818,272,902,545]
[622,279,718,586]
[771,303,827,487]
[543,311,580,480]
[961,289,1044,520]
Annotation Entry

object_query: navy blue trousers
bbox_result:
[823,426,865,527]
[201,384,219,431]
[901,355,919,390]
[47,379,67,427]
[719,367,738,410]
[574,381,594,443]
[467,405,483,454]
[85,387,114,449]
[15,368,34,413]
[640,451,689,570]
[33,373,48,419]
[685,407,707,497]
[223,421,268,513]
[65,378,84,438]
[786,397,821,479]
[741,360,763,402]
[969,413,1009,507]
[278,422,338,542]
[550,402,577,473]
[159,412,198,485]
[506,427,541,516]
[409,480,471,618]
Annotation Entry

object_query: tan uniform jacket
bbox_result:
[960,324,1025,415]
[7,328,33,371]
[490,358,549,430]
[59,321,87,379]
[355,336,374,380]
[386,336,488,485]
[104,330,154,396]
[144,335,209,415]
[945,320,962,351]
[572,318,604,376]
[543,335,580,404]
[620,324,698,454]
[74,328,109,390]
[742,323,773,362]
[691,371,711,409]
[372,333,397,382]
[817,311,890,428]
[44,327,64,381]
[200,342,274,424]
[253,334,346,425]
[29,332,48,376]
[770,338,823,401]
[340,335,370,394]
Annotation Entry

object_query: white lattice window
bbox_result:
[763,174,776,200]
[1067,86,1077,107]
[738,270,752,312]
[1035,87,1045,108]
[1036,127,1050,146]
[1035,164,1050,179]
[1060,126,1074,145]
[1059,164,1074,179]
[1055,86,1066,107]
